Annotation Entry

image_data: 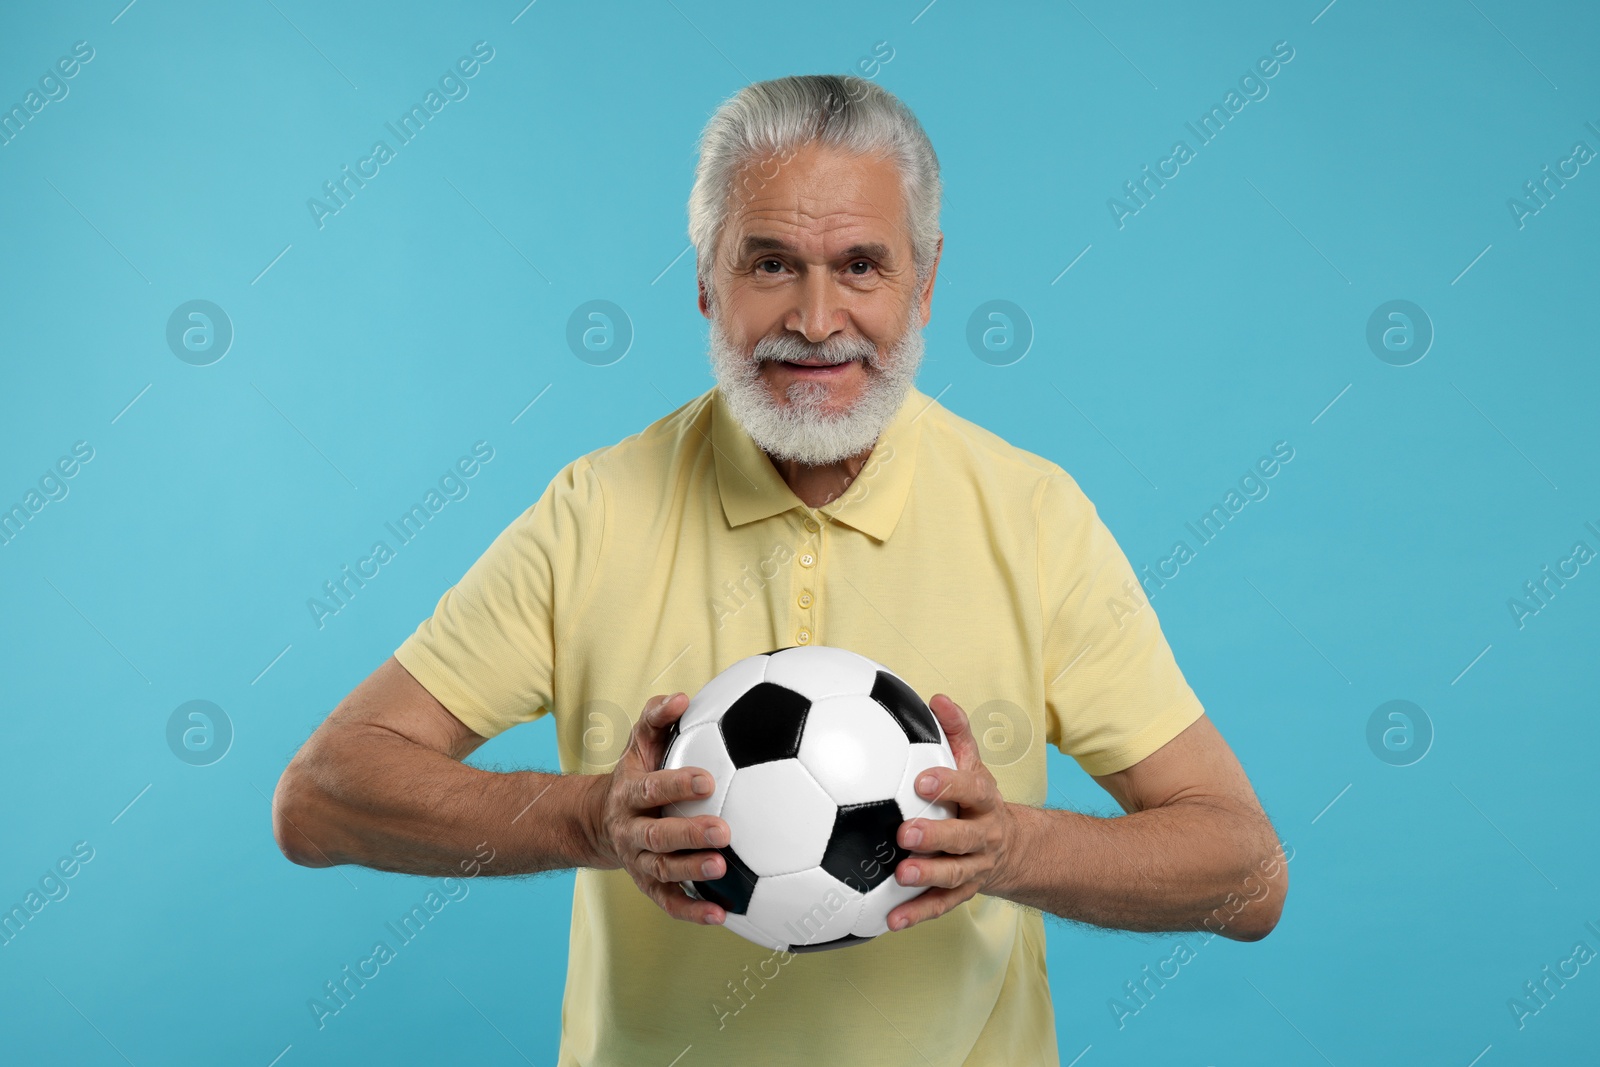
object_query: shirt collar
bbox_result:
[712,383,928,542]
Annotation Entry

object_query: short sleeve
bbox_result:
[1037,469,1205,776]
[393,456,604,740]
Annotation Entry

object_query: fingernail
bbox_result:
[706,824,727,846]
[692,774,712,794]
[901,864,918,885]
[705,909,724,925]
[904,826,923,847]
[702,858,720,878]
[891,915,908,931]
[918,775,937,795]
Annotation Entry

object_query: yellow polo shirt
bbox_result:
[394,383,1206,1066]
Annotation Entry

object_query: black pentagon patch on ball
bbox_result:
[720,682,811,768]
[691,845,761,915]
[790,932,875,954]
[820,800,910,894]
[869,671,939,745]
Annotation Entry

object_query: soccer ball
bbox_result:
[660,645,957,952]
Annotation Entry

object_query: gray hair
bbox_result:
[687,74,942,307]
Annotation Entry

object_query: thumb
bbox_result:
[927,694,978,770]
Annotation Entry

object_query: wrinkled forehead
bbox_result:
[721,147,909,262]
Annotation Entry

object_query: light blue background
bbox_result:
[2,1,1596,1064]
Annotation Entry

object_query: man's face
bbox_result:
[700,142,938,465]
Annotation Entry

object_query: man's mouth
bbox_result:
[772,357,857,370]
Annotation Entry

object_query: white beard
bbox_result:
[708,301,925,466]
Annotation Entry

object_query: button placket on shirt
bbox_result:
[794,512,822,645]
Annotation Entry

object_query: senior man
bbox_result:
[274,74,1287,1065]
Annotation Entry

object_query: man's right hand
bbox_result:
[584,692,732,925]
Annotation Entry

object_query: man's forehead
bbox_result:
[737,182,893,221]
[727,196,904,259]
[729,216,899,261]
[723,146,906,254]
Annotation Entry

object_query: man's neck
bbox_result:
[767,446,876,508]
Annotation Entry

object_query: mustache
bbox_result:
[752,331,880,366]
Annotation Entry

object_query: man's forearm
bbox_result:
[988,798,1289,940]
[274,723,608,878]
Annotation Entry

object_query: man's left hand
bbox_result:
[886,693,1019,932]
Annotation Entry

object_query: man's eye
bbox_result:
[757,259,785,273]
[848,260,874,275]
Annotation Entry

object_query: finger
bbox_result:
[630,765,716,811]
[898,814,987,855]
[911,765,1000,814]
[886,882,980,932]
[928,694,980,770]
[615,698,661,772]
[895,853,982,891]
[637,873,727,925]
[639,845,729,885]
[622,693,689,770]
[630,811,730,856]
[643,692,689,731]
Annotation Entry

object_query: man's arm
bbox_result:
[1004,713,1287,939]
[272,659,735,927]
[271,656,597,876]
[886,699,1288,941]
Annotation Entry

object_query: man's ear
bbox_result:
[697,274,713,319]
[917,233,943,327]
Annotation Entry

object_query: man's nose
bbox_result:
[786,269,845,344]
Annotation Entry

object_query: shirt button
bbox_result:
[796,629,812,644]
[804,518,820,533]
[799,552,816,568]
[797,592,813,609]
